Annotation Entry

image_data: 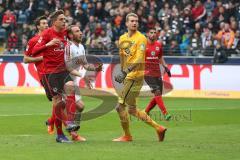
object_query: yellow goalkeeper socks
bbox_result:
[130,108,160,130]
[118,110,131,136]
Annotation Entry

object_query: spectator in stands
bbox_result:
[214,22,235,62]
[191,0,206,22]
[0,6,4,23]
[179,29,191,56]
[157,2,171,23]
[195,22,202,36]
[7,30,18,54]
[201,26,214,56]
[65,9,73,25]
[94,1,107,21]
[215,23,235,50]
[230,30,240,56]
[0,0,240,57]
[2,9,16,34]
[190,32,202,56]
[75,8,89,30]
[230,16,238,32]
[146,15,156,30]
[88,15,97,34]
[204,0,215,16]
[97,30,111,54]
[180,7,194,30]
[167,39,181,56]
[213,6,228,27]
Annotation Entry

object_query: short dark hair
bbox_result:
[67,25,78,35]
[49,10,64,23]
[34,16,47,28]
[147,27,156,33]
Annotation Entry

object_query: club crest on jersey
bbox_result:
[60,42,64,49]
[140,43,145,51]
[53,87,58,93]
[156,47,159,51]
[151,51,156,56]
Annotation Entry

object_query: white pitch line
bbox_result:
[0,113,49,117]
[0,134,36,137]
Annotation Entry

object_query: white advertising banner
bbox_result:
[0,63,239,98]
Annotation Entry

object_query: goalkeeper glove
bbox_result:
[115,70,127,83]
[95,63,103,72]
[164,66,171,77]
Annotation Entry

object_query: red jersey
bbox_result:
[145,41,163,77]
[32,27,67,74]
[24,34,44,80]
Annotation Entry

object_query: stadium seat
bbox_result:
[0,28,7,40]
[17,14,27,25]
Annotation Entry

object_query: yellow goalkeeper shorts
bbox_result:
[118,78,143,106]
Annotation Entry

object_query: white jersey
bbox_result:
[65,41,87,101]
[65,41,87,81]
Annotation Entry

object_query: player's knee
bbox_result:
[53,95,63,106]
[154,90,162,96]
[128,106,137,115]
[115,103,124,112]
[64,81,75,94]
[56,100,65,109]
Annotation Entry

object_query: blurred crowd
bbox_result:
[0,0,240,58]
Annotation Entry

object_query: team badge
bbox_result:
[53,87,58,93]
[151,51,156,56]
[60,42,64,49]
[140,43,145,51]
[156,47,159,51]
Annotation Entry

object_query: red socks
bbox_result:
[155,96,167,115]
[54,101,65,135]
[66,95,76,122]
[145,96,168,115]
[48,105,56,125]
[145,97,156,113]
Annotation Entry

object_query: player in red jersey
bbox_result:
[32,10,79,143]
[144,28,172,121]
[23,16,48,80]
[23,16,61,135]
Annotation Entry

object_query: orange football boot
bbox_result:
[71,132,86,142]
[156,126,167,142]
[112,135,133,142]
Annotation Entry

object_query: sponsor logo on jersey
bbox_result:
[54,42,65,51]
[146,57,158,60]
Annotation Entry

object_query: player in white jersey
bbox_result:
[65,25,102,141]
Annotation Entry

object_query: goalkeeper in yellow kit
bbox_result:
[113,13,167,142]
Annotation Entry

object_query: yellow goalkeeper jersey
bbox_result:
[118,31,147,80]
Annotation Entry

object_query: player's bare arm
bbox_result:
[160,57,171,77]
[23,55,43,63]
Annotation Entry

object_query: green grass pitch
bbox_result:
[0,94,240,160]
